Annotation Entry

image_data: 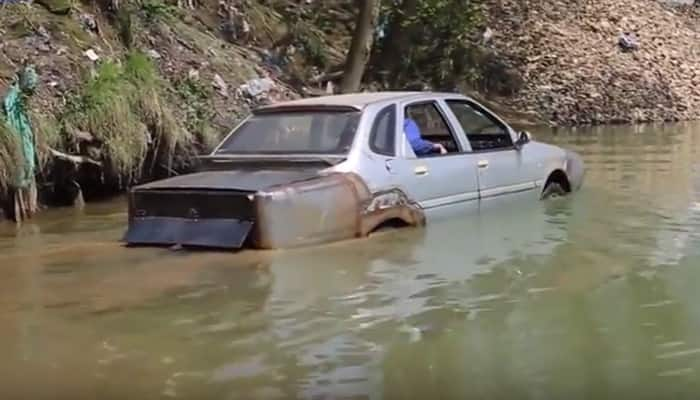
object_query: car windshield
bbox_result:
[215,110,361,155]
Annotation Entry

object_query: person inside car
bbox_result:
[404,110,447,156]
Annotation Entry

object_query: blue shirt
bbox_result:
[404,118,434,155]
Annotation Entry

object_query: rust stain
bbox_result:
[253,172,424,249]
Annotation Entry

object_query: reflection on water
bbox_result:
[2,123,700,399]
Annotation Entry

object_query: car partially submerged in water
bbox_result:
[123,91,585,250]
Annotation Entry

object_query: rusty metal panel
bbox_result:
[359,188,426,235]
[123,217,253,249]
[253,173,365,249]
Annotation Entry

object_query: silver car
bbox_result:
[123,91,585,250]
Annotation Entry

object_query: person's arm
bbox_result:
[414,139,436,155]
[405,119,439,155]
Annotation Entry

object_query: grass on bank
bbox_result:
[0,119,23,196]
[63,51,193,186]
[2,51,199,194]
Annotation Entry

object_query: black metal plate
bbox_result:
[123,217,253,249]
[132,190,256,220]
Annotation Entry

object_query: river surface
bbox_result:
[2,123,700,399]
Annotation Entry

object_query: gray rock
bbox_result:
[79,13,99,33]
[212,74,228,97]
[238,78,275,98]
[147,49,162,59]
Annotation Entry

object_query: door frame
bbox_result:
[440,98,537,199]
[391,99,480,209]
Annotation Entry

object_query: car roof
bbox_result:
[253,91,468,113]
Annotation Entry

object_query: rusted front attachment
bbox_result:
[125,217,253,248]
[124,188,257,249]
[252,172,425,249]
[123,170,425,250]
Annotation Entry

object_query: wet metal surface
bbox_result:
[2,123,700,398]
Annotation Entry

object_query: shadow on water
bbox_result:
[2,123,700,398]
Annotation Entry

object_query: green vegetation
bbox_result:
[295,23,328,68]
[30,112,63,169]
[62,51,192,186]
[116,5,135,49]
[114,0,177,50]
[173,75,219,151]
[372,0,484,89]
[35,0,73,15]
[140,0,178,23]
[0,119,22,196]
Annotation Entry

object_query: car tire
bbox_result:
[541,182,567,200]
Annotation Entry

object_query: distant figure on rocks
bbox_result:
[619,32,639,52]
[1,64,39,223]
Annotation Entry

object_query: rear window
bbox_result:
[216,111,361,154]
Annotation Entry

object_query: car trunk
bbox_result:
[123,166,325,249]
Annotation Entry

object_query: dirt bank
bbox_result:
[484,0,700,126]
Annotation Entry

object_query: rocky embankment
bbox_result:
[485,0,700,126]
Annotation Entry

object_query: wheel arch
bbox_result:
[543,169,571,194]
[365,216,413,235]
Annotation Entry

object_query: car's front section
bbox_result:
[524,136,585,198]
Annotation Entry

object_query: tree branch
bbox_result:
[47,147,102,166]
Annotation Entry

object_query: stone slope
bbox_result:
[486,0,700,125]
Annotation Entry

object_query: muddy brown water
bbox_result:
[2,123,700,399]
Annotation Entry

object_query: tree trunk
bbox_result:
[340,0,379,94]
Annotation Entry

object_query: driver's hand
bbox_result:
[435,143,447,154]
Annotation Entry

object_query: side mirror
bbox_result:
[515,131,532,149]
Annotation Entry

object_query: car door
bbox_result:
[354,103,400,192]
[444,99,538,199]
[387,100,480,211]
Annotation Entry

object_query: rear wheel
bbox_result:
[367,218,410,236]
[541,182,567,199]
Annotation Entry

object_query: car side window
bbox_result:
[369,105,396,156]
[445,100,513,152]
[404,102,460,157]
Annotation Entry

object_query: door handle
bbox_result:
[478,160,489,169]
[385,159,393,173]
[414,165,429,176]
